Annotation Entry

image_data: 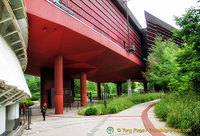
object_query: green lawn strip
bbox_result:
[78,93,164,116]
[154,92,200,136]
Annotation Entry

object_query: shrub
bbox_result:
[85,107,97,115]
[19,99,34,107]
[31,92,40,101]
[79,93,163,116]
[107,106,118,114]
[155,92,200,136]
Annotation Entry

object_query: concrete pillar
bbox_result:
[127,79,132,96]
[54,55,63,114]
[81,72,87,106]
[0,106,6,135]
[7,103,19,120]
[97,83,101,100]
[7,103,19,130]
[117,82,122,96]
[144,82,148,93]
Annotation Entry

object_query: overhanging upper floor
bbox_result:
[24,0,146,83]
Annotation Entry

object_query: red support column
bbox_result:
[97,83,101,100]
[81,72,87,106]
[54,55,63,114]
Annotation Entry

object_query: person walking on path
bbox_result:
[41,103,47,121]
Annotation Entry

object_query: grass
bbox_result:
[78,93,163,116]
[154,92,200,136]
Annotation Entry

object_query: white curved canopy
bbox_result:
[0,0,30,106]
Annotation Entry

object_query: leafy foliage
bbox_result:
[170,3,200,93]
[19,99,34,107]
[74,79,80,98]
[85,107,98,115]
[31,92,40,101]
[149,3,200,136]
[78,93,163,115]
[87,81,97,92]
[25,75,40,94]
[143,37,180,91]
[155,93,200,135]
[144,4,200,93]
[74,79,137,99]
[168,48,200,92]
[25,75,40,101]
[121,82,136,93]
[174,8,200,51]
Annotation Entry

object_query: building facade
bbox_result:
[0,0,30,135]
[0,0,183,134]
[24,0,146,114]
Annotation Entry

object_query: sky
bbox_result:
[127,0,199,28]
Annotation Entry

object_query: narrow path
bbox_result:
[142,104,165,136]
[22,100,181,136]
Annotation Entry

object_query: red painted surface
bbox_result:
[40,68,73,108]
[54,55,63,114]
[81,72,87,106]
[24,0,145,83]
[56,0,142,58]
[40,68,54,108]
[142,104,166,136]
[97,83,101,99]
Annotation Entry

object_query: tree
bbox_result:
[25,75,40,94]
[171,3,200,93]
[87,81,97,92]
[121,81,136,93]
[168,48,200,92]
[144,2,200,93]
[173,8,200,51]
[143,37,180,92]
[25,74,40,100]
[74,79,80,98]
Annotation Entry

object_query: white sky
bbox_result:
[128,0,199,28]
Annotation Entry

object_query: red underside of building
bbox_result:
[24,0,146,114]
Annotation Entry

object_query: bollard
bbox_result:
[89,92,92,102]
[77,101,79,109]
[23,109,25,125]
[30,108,32,124]
[27,108,32,130]
[25,109,27,121]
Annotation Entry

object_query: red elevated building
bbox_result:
[24,0,146,114]
[24,0,182,114]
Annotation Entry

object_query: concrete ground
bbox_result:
[21,100,182,136]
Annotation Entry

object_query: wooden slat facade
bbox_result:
[145,11,184,50]
[51,0,143,59]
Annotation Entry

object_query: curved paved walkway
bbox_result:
[22,100,182,136]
